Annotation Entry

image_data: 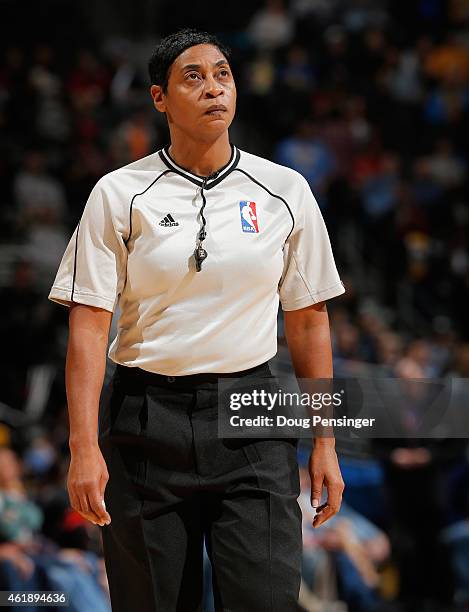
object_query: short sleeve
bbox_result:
[278,177,345,311]
[48,178,128,313]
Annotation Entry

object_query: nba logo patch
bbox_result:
[239,201,259,233]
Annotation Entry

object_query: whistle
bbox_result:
[194,246,208,271]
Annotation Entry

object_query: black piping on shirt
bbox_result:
[233,168,295,242]
[124,170,171,247]
[158,145,240,189]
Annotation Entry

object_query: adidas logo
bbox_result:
[159,213,179,227]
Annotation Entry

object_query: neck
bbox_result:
[168,132,232,177]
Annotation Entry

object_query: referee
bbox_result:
[48,29,346,612]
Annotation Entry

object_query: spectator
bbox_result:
[13,151,66,225]
[275,119,336,205]
[299,462,390,612]
[0,447,111,612]
[247,0,294,50]
[2,3,469,609]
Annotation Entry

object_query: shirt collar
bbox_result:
[158,144,240,189]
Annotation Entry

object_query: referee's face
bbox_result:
[151,43,236,143]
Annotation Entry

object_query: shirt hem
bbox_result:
[280,281,345,311]
[48,286,116,312]
[108,348,279,377]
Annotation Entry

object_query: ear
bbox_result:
[150,84,166,113]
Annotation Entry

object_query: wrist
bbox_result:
[69,436,99,454]
[313,437,336,448]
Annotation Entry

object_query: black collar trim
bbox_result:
[158,144,240,189]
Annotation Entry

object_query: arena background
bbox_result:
[1,1,469,610]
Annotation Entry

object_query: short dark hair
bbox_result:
[148,28,231,92]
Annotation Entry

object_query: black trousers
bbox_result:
[98,360,302,612]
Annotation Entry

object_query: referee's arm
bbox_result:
[66,303,113,527]
[284,300,345,528]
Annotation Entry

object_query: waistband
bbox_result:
[113,360,273,386]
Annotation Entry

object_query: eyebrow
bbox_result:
[181,59,229,72]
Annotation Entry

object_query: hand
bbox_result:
[67,444,111,526]
[309,441,344,528]
[58,548,94,573]
[11,552,35,580]
[0,545,35,580]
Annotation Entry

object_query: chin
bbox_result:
[197,124,230,142]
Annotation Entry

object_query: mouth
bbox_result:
[205,105,227,116]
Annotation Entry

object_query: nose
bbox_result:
[204,74,223,98]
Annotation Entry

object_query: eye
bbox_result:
[219,69,230,77]
[186,72,201,81]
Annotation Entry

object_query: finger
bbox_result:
[313,504,333,524]
[88,489,111,524]
[79,488,91,514]
[313,489,343,528]
[325,480,344,515]
[71,478,103,524]
[99,473,111,522]
[82,481,110,525]
[82,493,105,525]
[310,472,324,509]
[101,499,111,523]
[69,488,96,525]
[76,485,102,524]
[313,505,336,528]
[68,490,98,526]
[79,507,102,526]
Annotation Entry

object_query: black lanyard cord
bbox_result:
[194,171,219,271]
[198,188,208,242]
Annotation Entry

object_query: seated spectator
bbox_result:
[247,0,294,50]
[360,153,400,218]
[298,456,390,612]
[275,120,336,206]
[424,138,467,190]
[13,150,66,226]
[0,447,111,612]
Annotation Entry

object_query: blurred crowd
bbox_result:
[1,0,469,610]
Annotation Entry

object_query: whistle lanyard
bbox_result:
[194,172,219,271]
